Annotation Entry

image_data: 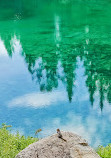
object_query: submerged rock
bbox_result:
[15,131,100,158]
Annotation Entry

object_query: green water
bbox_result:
[0,0,111,147]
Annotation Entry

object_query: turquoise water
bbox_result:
[0,0,111,147]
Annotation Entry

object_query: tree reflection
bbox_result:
[83,44,111,110]
[0,0,111,110]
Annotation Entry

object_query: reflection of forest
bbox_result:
[83,44,111,110]
[0,0,111,109]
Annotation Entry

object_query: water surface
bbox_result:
[0,0,111,147]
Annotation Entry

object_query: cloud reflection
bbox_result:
[8,91,67,108]
[41,111,103,148]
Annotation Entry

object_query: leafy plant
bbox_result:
[0,124,38,158]
[97,144,111,158]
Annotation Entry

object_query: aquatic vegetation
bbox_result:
[0,124,38,158]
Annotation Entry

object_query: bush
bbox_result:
[1,123,111,158]
[0,124,38,158]
[97,144,111,158]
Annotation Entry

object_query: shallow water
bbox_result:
[0,0,111,147]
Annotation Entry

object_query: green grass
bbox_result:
[97,145,111,158]
[1,123,111,158]
[0,124,38,158]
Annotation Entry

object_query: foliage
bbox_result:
[0,124,38,158]
[97,144,111,158]
[1,123,111,158]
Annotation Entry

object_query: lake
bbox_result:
[0,0,111,148]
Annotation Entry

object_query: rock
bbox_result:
[15,131,100,158]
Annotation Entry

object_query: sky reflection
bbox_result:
[0,0,111,148]
[0,49,111,147]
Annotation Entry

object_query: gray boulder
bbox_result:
[16,131,100,158]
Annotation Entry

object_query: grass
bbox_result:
[0,124,38,158]
[97,144,111,158]
[0,123,111,158]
